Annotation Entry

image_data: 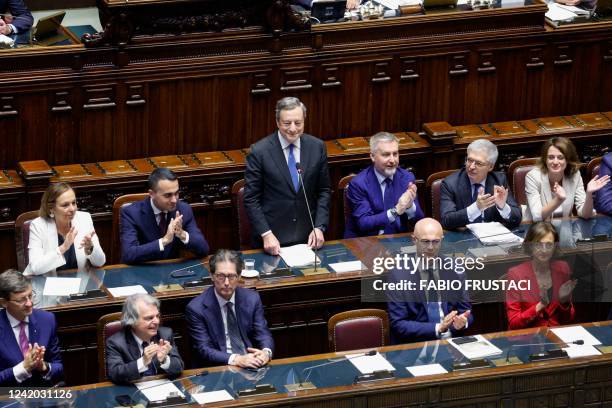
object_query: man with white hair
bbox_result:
[440,139,521,230]
[105,294,184,384]
[345,131,424,237]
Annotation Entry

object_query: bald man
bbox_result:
[387,218,473,343]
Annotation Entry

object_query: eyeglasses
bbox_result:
[465,158,488,168]
[416,239,442,246]
[214,273,239,282]
[534,242,555,250]
[9,294,33,306]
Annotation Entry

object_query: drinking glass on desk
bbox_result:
[245,259,256,271]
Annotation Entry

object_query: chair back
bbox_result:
[15,210,39,271]
[231,179,252,250]
[97,312,123,381]
[112,193,149,263]
[337,174,356,236]
[426,169,457,220]
[587,156,603,182]
[507,158,538,206]
[328,309,389,352]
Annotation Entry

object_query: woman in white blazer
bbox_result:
[525,137,610,222]
[24,182,106,276]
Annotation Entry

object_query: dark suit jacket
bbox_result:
[387,267,473,344]
[120,197,209,264]
[345,166,424,238]
[440,168,522,230]
[105,326,184,384]
[595,152,612,216]
[244,133,331,247]
[291,0,312,8]
[506,260,575,330]
[0,309,63,386]
[0,0,33,32]
[186,286,274,367]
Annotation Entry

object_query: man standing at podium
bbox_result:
[244,97,331,255]
[387,218,472,343]
[120,168,209,264]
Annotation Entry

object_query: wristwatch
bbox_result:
[389,207,399,218]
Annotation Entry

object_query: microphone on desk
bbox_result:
[505,339,584,363]
[296,162,319,274]
[119,369,209,407]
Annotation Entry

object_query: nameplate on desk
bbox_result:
[259,268,293,279]
[596,345,612,354]
[237,384,277,398]
[354,370,394,383]
[183,277,212,288]
[301,266,330,276]
[153,284,183,293]
[68,289,106,301]
[529,349,568,362]
[147,394,188,408]
[490,356,522,367]
[452,358,492,371]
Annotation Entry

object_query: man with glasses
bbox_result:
[120,167,209,264]
[0,269,63,385]
[387,218,472,343]
[186,249,274,368]
[440,139,521,230]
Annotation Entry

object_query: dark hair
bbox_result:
[148,168,177,191]
[39,182,73,218]
[537,137,581,177]
[523,222,559,256]
[0,269,30,300]
[209,249,243,276]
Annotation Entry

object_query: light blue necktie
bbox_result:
[426,269,441,324]
[288,144,299,192]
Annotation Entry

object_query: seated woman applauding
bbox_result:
[506,222,576,329]
[525,137,610,221]
[24,182,106,276]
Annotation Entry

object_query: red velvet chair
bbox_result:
[507,158,538,207]
[587,156,602,183]
[231,179,252,250]
[425,169,457,221]
[337,174,355,236]
[14,210,39,272]
[97,312,123,381]
[328,309,390,352]
[111,193,149,264]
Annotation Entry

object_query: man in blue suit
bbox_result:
[388,218,472,343]
[0,269,63,386]
[186,249,274,368]
[595,152,612,216]
[0,0,33,35]
[440,139,521,230]
[120,168,209,264]
[345,132,424,238]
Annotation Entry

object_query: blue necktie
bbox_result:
[226,302,246,355]
[426,269,441,324]
[288,144,299,192]
[472,184,483,223]
[383,178,396,234]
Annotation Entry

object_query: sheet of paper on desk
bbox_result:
[191,390,234,404]
[448,335,503,359]
[466,222,523,245]
[563,344,602,358]
[557,4,590,15]
[108,285,147,298]
[551,326,602,346]
[134,379,184,402]
[346,352,395,375]
[280,244,320,267]
[42,277,82,296]
[545,3,578,21]
[406,363,448,377]
[329,261,364,273]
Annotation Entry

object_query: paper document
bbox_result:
[551,326,602,346]
[191,390,234,404]
[280,244,320,267]
[447,335,503,360]
[557,4,590,15]
[466,222,523,245]
[42,277,82,297]
[346,352,395,375]
[108,285,147,298]
[135,379,184,402]
[564,344,601,358]
[406,363,448,377]
[329,261,364,273]
[546,3,578,21]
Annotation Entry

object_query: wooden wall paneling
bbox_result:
[370,59,397,135]
[119,82,149,160]
[522,45,548,119]
[397,56,422,133]
[215,75,252,150]
[491,47,528,122]
[249,70,275,142]
[601,41,612,110]
[79,85,118,163]
[447,52,471,126]
[418,53,451,126]
[50,89,78,166]
[145,81,182,157]
[339,61,375,138]
[570,42,605,114]
[0,95,20,168]
[177,77,218,153]
[316,63,344,139]
[469,50,499,124]
[550,43,578,116]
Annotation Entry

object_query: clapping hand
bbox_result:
[552,182,567,202]
[558,279,577,304]
[172,211,186,241]
[59,226,78,255]
[79,231,96,255]
[156,339,172,364]
[586,174,610,194]
[476,187,496,211]
[396,183,417,214]
[493,185,508,209]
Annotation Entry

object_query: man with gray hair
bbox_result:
[440,139,521,230]
[0,269,63,386]
[345,131,424,237]
[105,294,183,384]
[244,97,331,255]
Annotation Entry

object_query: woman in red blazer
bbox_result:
[506,222,576,329]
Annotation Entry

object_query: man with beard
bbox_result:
[345,132,424,238]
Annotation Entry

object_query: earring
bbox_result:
[49,213,54,218]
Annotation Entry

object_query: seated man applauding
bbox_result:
[106,294,184,384]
